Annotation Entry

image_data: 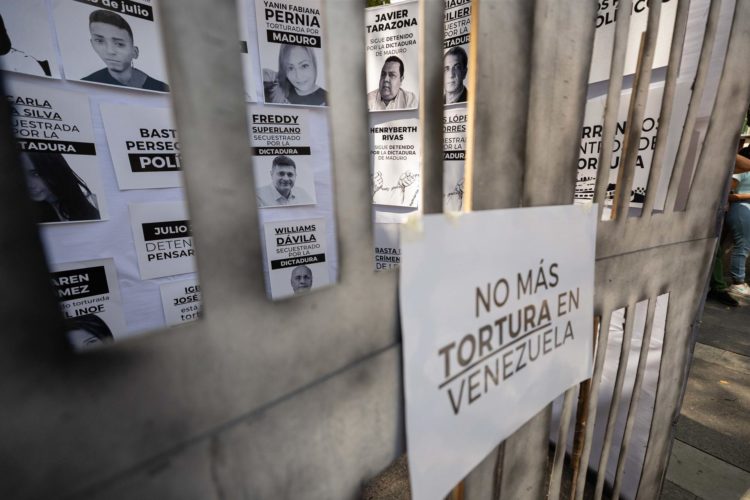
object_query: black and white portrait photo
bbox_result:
[263,218,330,299]
[365,2,420,112]
[0,0,60,78]
[443,46,467,104]
[367,56,417,111]
[8,78,108,224]
[53,0,170,92]
[256,0,328,107]
[255,155,316,208]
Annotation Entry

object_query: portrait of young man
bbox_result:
[83,9,169,92]
[443,46,468,104]
[367,55,418,111]
[256,155,314,207]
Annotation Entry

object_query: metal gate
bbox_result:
[1,0,748,499]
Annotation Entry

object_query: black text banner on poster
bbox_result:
[51,266,109,300]
[128,153,181,172]
[251,147,311,156]
[270,253,326,270]
[142,220,192,242]
[72,0,154,21]
[265,30,320,48]
[16,139,97,155]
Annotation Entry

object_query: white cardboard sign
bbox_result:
[160,278,202,326]
[100,102,181,190]
[263,217,329,299]
[53,0,170,93]
[255,0,328,106]
[589,0,677,84]
[7,77,108,224]
[365,1,419,112]
[129,201,195,279]
[443,105,467,212]
[249,105,317,207]
[400,205,596,500]
[0,0,61,78]
[50,258,127,349]
[370,115,420,208]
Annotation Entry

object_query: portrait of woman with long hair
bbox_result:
[263,44,327,106]
[20,152,101,223]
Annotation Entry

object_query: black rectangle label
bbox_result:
[443,150,465,160]
[267,30,321,48]
[251,147,311,156]
[52,266,109,300]
[270,253,326,270]
[142,220,192,241]
[73,0,154,22]
[128,153,182,172]
[444,34,470,49]
[17,139,96,155]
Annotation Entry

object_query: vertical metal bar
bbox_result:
[574,306,613,500]
[419,0,445,214]
[640,0,691,217]
[0,77,67,359]
[593,0,633,219]
[548,386,577,500]
[612,0,662,218]
[523,0,597,207]
[159,0,262,306]
[685,4,750,211]
[465,0,535,211]
[594,299,637,499]
[638,4,750,495]
[493,1,597,498]
[663,0,724,213]
[568,315,600,500]
[611,295,659,499]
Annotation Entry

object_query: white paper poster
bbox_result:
[0,0,61,78]
[129,201,195,279]
[589,0,677,84]
[365,1,419,112]
[263,218,329,299]
[374,223,401,272]
[53,0,170,92]
[371,115,420,208]
[443,105,467,212]
[576,81,690,206]
[400,205,596,500]
[443,0,470,105]
[100,102,181,189]
[50,258,127,349]
[160,278,202,326]
[7,78,108,224]
[250,105,317,207]
[255,0,327,106]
